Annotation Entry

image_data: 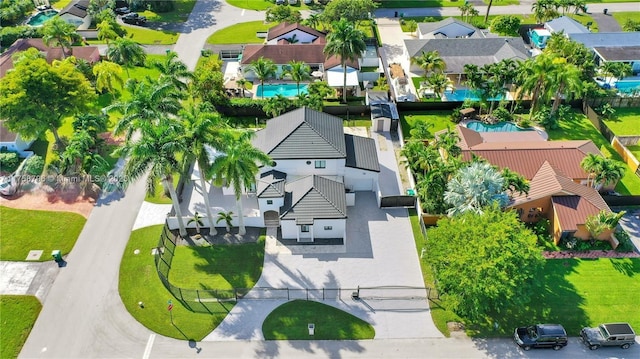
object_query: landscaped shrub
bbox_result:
[0,26,42,47]
[596,103,616,119]
[492,107,512,122]
[615,230,635,252]
[0,151,20,173]
[22,155,44,175]
[490,16,521,36]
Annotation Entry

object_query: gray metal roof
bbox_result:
[345,134,380,172]
[569,32,640,49]
[281,175,347,224]
[405,37,529,74]
[545,16,590,34]
[418,18,479,38]
[253,107,346,159]
[593,46,640,61]
[257,170,287,198]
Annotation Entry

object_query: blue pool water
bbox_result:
[255,83,309,98]
[445,89,505,102]
[615,80,640,94]
[466,121,533,132]
[27,10,58,26]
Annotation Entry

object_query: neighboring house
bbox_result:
[252,107,380,242]
[0,38,100,77]
[404,37,530,76]
[241,22,379,92]
[58,0,91,29]
[544,16,591,35]
[453,125,614,244]
[0,122,34,158]
[569,33,640,75]
[417,18,487,39]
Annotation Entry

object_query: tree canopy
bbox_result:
[321,0,377,25]
[426,206,545,321]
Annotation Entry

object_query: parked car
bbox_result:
[580,323,636,350]
[514,324,568,351]
[288,0,298,4]
[303,0,313,4]
[275,0,285,4]
[114,7,130,15]
[122,12,147,25]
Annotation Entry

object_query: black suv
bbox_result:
[122,12,147,25]
[514,324,568,351]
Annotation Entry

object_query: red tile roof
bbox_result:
[267,22,326,42]
[552,196,608,231]
[241,44,359,69]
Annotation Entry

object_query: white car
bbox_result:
[288,0,298,4]
[275,0,285,4]
[303,0,313,4]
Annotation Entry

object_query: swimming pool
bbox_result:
[444,88,505,102]
[27,10,58,26]
[255,83,309,98]
[615,80,640,94]
[466,121,534,132]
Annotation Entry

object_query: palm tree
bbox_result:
[188,211,204,235]
[245,57,276,98]
[208,131,271,236]
[427,72,453,99]
[118,121,188,237]
[459,2,475,22]
[518,53,558,116]
[444,162,509,217]
[180,103,232,236]
[263,94,293,118]
[216,211,234,233]
[150,51,193,92]
[600,62,632,84]
[550,59,582,115]
[93,61,124,94]
[411,50,446,77]
[305,13,322,29]
[236,78,250,97]
[408,120,433,141]
[42,17,80,58]
[579,154,624,190]
[580,153,604,188]
[283,60,311,95]
[501,168,530,197]
[484,0,502,24]
[96,20,120,44]
[434,126,461,162]
[324,19,367,103]
[108,79,182,140]
[107,38,146,77]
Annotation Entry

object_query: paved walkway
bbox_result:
[0,261,59,301]
[132,201,172,230]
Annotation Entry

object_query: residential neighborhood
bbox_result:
[0,0,639,358]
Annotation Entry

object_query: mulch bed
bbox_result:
[543,250,640,259]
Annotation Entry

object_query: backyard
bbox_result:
[602,107,640,136]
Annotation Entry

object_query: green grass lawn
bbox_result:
[119,225,226,340]
[567,13,599,32]
[0,296,42,359]
[400,111,455,140]
[168,232,265,291]
[262,300,376,340]
[469,258,640,337]
[0,207,86,261]
[612,11,640,28]
[207,21,274,44]
[627,145,640,161]
[602,107,640,136]
[122,26,179,45]
[546,113,640,195]
[50,0,73,9]
[226,0,319,11]
[378,0,485,8]
[400,14,597,32]
[138,0,196,22]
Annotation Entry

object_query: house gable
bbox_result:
[267,22,326,44]
[281,175,347,224]
[418,18,480,39]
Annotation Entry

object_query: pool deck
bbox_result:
[460,120,549,141]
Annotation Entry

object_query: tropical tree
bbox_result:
[180,103,232,236]
[585,210,625,240]
[73,113,109,139]
[106,37,146,77]
[580,154,626,190]
[518,53,558,116]
[427,72,453,99]
[117,121,188,237]
[444,161,509,216]
[484,0,502,24]
[321,0,377,26]
[96,19,120,44]
[426,206,544,321]
[600,62,633,84]
[235,78,250,97]
[501,167,530,197]
[208,132,271,236]
[263,94,293,118]
[549,58,582,115]
[304,13,322,30]
[434,127,461,162]
[150,51,193,92]
[324,19,367,103]
[307,81,334,99]
[93,61,124,94]
[246,57,276,99]
[531,0,559,24]
[408,120,433,141]
[42,17,80,58]
[0,49,95,147]
[192,58,227,105]
[108,78,182,140]
[411,50,445,77]
[459,2,475,23]
[283,60,311,95]
[217,211,234,233]
[188,211,204,235]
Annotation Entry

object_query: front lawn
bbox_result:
[0,207,86,261]
[400,111,454,140]
[262,300,376,340]
[602,107,640,136]
[612,11,640,28]
[138,0,196,23]
[168,232,265,291]
[119,225,224,340]
[546,113,640,195]
[226,1,318,11]
[378,0,482,8]
[0,296,42,359]
[122,26,179,45]
[207,21,273,44]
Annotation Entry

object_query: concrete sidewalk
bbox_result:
[0,261,59,301]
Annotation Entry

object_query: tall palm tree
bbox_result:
[518,53,558,116]
[42,17,80,58]
[118,120,189,237]
[245,57,276,98]
[600,62,632,84]
[180,103,232,236]
[501,168,530,197]
[550,60,582,115]
[150,51,193,92]
[484,0,502,24]
[434,127,461,162]
[93,61,124,94]
[208,131,271,236]
[411,50,446,77]
[324,19,367,103]
[108,79,182,140]
[580,153,604,188]
[96,20,120,45]
[236,78,250,97]
[262,94,293,118]
[284,60,311,95]
[427,72,453,99]
[107,38,146,77]
[459,2,475,22]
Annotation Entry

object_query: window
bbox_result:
[315,160,326,169]
[301,225,310,232]
[324,226,332,230]
[267,200,273,205]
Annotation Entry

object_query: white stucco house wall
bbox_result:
[0,122,34,158]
